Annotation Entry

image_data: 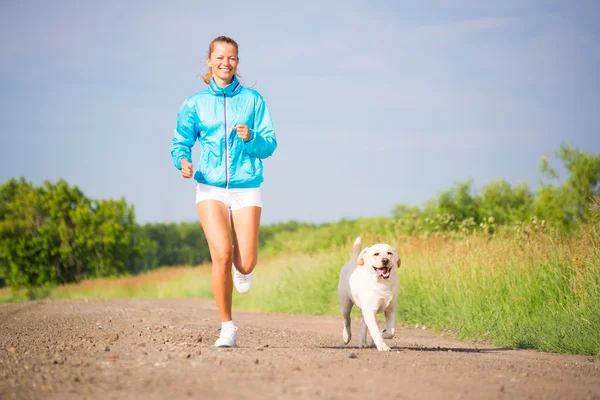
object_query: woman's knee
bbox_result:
[235,258,257,275]
[210,248,233,271]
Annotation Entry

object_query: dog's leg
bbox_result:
[359,312,369,348]
[362,311,391,351]
[340,300,353,344]
[382,309,396,339]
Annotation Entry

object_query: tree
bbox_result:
[535,144,600,228]
[0,178,56,287]
[422,180,480,232]
[0,178,143,287]
[479,180,533,225]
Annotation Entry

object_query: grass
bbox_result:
[395,230,600,355]
[1,266,214,303]
[1,224,599,356]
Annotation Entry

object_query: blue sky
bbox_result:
[1,0,599,225]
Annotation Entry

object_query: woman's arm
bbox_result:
[243,94,277,159]
[170,99,198,170]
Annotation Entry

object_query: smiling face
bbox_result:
[207,41,239,87]
[357,244,401,280]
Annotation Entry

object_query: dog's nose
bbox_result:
[382,258,389,266]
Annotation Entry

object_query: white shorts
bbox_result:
[195,183,262,211]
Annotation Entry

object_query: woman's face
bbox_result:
[208,42,238,86]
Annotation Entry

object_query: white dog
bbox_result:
[337,236,401,351]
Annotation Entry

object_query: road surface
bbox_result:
[1,298,599,399]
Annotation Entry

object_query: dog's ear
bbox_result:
[392,247,401,268]
[357,247,369,266]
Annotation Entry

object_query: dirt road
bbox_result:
[1,298,599,400]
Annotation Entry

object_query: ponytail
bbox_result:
[201,70,213,85]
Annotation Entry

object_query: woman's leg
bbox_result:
[196,200,233,322]
[231,206,262,274]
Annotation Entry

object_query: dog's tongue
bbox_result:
[376,268,386,277]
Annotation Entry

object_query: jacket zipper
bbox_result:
[224,93,229,188]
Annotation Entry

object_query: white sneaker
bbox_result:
[233,266,252,294]
[215,325,238,347]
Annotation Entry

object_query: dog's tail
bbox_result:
[351,236,362,259]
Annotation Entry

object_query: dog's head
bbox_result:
[357,243,401,280]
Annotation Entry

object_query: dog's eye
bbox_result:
[373,252,379,256]
[387,252,393,255]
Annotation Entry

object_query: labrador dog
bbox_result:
[337,236,401,351]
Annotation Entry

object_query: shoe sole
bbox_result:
[234,282,251,295]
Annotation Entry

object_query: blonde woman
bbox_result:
[171,36,277,347]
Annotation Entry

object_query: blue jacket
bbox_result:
[171,76,277,189]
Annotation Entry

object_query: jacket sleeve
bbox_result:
[170,99,198,170]
[244,94,277,159]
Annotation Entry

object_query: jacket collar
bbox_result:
[208,75,242,96]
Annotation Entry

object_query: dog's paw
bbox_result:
[343,329,351,344]
[377,343,391,352]
[359,341,369,348]
[381,329,395,339]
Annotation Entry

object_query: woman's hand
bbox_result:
[180,159,194,179]
[233,124,250,142]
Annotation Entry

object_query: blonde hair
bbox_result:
[200,36,240,85]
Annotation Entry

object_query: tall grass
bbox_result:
[397,226,600,354]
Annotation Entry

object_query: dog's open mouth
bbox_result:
[373,266,391,279]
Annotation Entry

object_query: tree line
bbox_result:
[1,143,598,288]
